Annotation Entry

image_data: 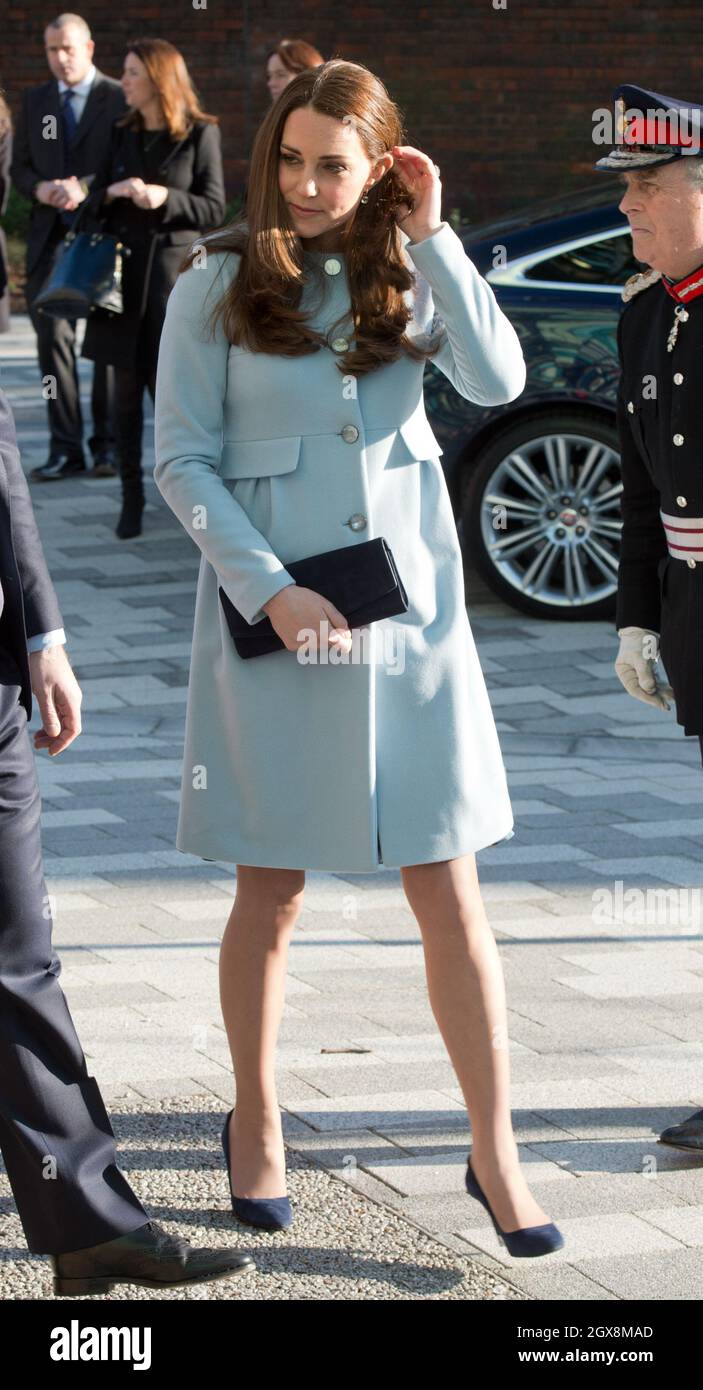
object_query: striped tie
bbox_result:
[60,89,79,227]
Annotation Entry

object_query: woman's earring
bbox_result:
[360,190,369,203]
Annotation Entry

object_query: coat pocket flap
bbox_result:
[397,415,443,459]
[219,435,302,478]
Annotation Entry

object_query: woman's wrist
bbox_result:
[405,222,445,246]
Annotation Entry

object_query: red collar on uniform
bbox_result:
[662,263,703,303]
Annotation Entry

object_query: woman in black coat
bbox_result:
[80,39,226,538]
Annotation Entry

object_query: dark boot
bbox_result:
[115,476,145,539]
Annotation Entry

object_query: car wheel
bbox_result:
[459,411,622,620]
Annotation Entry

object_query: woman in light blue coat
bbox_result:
[153,60,564,1255]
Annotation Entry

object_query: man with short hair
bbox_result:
[598,84,703,1152]
[11,13,122,478]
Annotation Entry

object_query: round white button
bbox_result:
[331,336,349,352]
[673,434,684,445]
[341,424,359,443]
[324,257,342,275]
[348,513,367,531]
[674,372,684,384]
[627,401,634,413]
[687,557,697,569]
[677,496,688,507]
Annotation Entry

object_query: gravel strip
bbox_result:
[0,1094,526,1301]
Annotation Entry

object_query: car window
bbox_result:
[524,233,639,286]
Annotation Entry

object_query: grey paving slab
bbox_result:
[570,1248,703,1300]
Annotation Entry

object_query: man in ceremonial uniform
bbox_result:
[597,84,703,1152]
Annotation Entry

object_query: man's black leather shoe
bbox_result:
[31,455,87,482]
[51,1220,255,1296]
[659,1108,703,1152]
[89,453,118,478]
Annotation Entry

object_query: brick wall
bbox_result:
[2,0,702,225]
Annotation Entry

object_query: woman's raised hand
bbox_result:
[390,144,442,244]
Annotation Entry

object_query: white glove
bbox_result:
[615,627,675,710]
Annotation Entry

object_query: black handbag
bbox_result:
[33,196,130,319]
[218,536,409,659]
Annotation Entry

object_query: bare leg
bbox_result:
[218,865,305,1199]
[401,853,551,1233]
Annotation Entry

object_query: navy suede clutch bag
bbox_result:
[218,536,408,658]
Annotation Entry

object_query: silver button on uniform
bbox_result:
[341,424,359,443]
[324,257,342,275]
[627,401,634,413]
[674,372,684,384]
[688,558,697,569]
[331,336,349,352]
[673,433,684,445]
[347,513,367,531]
[677,496,688,507]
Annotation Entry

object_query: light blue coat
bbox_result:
[153,220,526,871]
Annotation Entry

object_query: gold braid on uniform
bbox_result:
[621,268,662,302]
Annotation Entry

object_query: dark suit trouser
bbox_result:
[24,231,116,463]
[0,624,148,1254]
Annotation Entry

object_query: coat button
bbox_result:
[674,372,684,384]
[627,401,634,413]
[330,336,349,352]
[341,424,359,443]
[324,257,342,275]
[677,495,688,507]
[347,513,367,531]
[687,557,697,569]
[673,433,684,445]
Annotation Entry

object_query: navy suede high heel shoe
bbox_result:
[465,1157,564,1257]
[221,1109,293,1232]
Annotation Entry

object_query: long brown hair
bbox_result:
[183,59,444,378]
[0,90,12,139]
[265,37,325,77]
[117,37,218,141]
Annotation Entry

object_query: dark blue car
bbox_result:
[427,183,639,620]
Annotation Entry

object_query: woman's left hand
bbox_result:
[391,145,443,243]
[128,178,169,210]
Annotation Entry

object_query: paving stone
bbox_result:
[572,1248,703,1299]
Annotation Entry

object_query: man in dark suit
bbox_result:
[10,14,123,479]
[0,381,254,1294]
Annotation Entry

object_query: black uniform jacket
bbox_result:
[615,269,703,737]
[80,118,226,369]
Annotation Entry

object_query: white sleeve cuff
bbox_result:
[26,628,67,652]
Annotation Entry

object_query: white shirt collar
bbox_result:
[58,63,96,96]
